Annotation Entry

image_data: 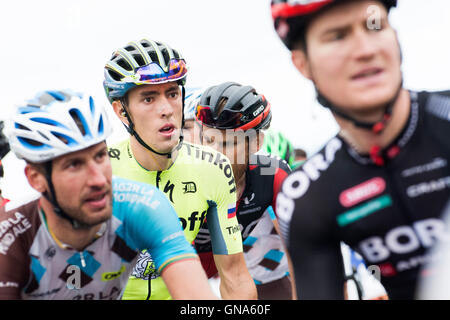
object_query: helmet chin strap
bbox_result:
[317,80,404,166]
[119,85,185,159]
[42,161,87,230]
[316,79,403,135]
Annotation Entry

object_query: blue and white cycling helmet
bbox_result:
[184,87,204,121]
[7,90,112,163]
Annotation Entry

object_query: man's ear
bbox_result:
[111,100,129,125]
[291,49,313,80]
[24,164,47,193]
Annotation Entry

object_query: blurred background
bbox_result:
[1,0,449,201]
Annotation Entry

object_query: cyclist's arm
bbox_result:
[114,178,217,300]
[207,199,257,299]
[205,156,257,299]
[161,258,218,300]
[213,252,257,299]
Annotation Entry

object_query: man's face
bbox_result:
[201,127,263,171]
[201,127,247,167]
[50,142,113,227]
[293,1,402,114]
[120,82,183,153]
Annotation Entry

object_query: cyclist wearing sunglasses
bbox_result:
[103,39,255,300]
[194,82,294,299]
[271,0,450,299]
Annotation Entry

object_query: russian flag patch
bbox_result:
[227,204,236,219]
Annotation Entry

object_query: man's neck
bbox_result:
[336,89,411,154]
[129,136,178,172]
[40,198,101,251]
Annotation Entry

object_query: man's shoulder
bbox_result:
[3,197,41,221]
[419,89,450,122]
[1,198,41,257]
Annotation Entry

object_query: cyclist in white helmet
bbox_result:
[0,90,217,300]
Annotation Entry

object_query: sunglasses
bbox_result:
[134,58,187,84]
[196,98,271,130]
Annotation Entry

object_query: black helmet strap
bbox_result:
[42,161,86,229]
[119,85,185,159]
[316,80,403,134]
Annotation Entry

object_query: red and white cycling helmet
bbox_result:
[271,0,397,50]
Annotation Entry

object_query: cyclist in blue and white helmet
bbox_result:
[183,87,204,143]
[6,90,112,228]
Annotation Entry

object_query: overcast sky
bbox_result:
[1,0,450,200]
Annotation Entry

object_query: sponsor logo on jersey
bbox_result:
[108,148,121,160]
[163,180,175,203]
[339,177,386,208]
[243,193,255,206]
[0,211,32,255]
[401,157,447,178]
[337,194,392,227]
[406,176,450,198]
[358,218,450,265]
[184,144,236,194]
[101,265,126,281]
[226,224,240,235]
[179,210,207,231]
[44,246,57,260]
[182,181,197,194]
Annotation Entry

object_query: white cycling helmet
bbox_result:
[183,87,204,121]
[7,90,112,163]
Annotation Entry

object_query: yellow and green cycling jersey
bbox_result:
[108,139,242,300]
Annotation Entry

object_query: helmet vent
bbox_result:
[18,137,43,147]
[133,54,146,67]
[116,58,133,72]
[69,109,89,137]
[148,51,159,63]
[161,49,170,66]
[107,70,122,81]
